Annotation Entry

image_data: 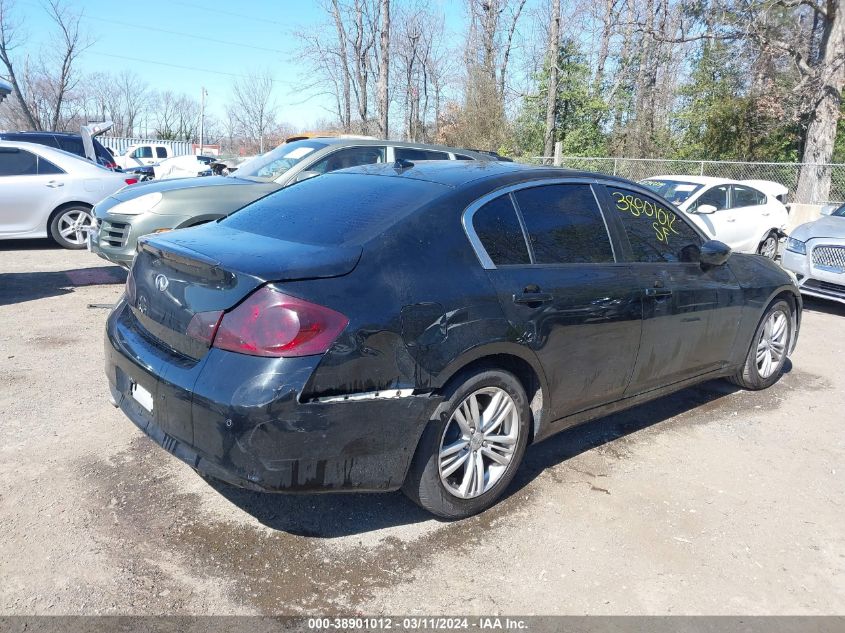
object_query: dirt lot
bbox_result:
[1,241,843,616]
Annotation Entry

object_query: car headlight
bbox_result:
[786,237,806,255]
[109,192,163,216]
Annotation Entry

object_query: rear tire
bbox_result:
[757,231,779,259]
[729,299,792,390]
[49,205,94,250]
[402,368,530,519]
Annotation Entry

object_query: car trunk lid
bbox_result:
[128,224,361,358]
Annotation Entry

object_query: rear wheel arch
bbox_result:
[432,348,548,443]
[47,200,93,231]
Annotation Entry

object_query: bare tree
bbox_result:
[543,0,561,160]
[376,0,390,137]
[0,0,90,131]
[0,0,38,128]
[115,71,150,136]
[329,0,352,131]
[231,70,278,153]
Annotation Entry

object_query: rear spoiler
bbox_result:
[739,180,788,201]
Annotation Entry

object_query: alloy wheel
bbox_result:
[756,310,788,378]
[438,387,519,499]
[759,234,778,259]
[57,209,94,246]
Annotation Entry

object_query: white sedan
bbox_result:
[640,176,789,258]
[0,141,138,248]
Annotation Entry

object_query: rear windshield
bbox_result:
[221,172,449,245]
[640,179,703,205]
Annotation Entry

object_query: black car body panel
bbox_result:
[105,161,801,493]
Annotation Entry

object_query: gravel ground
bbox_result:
[0,241,843,616]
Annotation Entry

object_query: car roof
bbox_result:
[328,159,634,188]
[304,136,500,158]
[646,175,738,186]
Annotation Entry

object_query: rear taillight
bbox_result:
[124,178,138,185]
[105,161,118,170]
[186,310,223,345]
[188,287,348,357]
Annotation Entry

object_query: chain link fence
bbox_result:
[518,156,845,205]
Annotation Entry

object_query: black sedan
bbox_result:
[105,161,801,518]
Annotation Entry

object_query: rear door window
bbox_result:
[155,147,168,159]
[513,184,614,264]
[309,146,385,174]
[0,148,38,176]
[37,157,64,175]
[471,195,530,265]
[133,146,153,159]
[691,185,729,211]
[394,147,450,161]
[607,185,702,263]
[730,185,766,207]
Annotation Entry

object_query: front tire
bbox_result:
[757,231,779,259]
[403,369,531,519]
[49,205,94,249]
[729,299,793,390]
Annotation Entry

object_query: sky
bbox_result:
[13,0,469,130]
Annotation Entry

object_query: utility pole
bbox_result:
[199,86,207,155]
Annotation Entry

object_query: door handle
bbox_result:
[762,212,770,216]
[644,287,673,298]
[513,291,553,305]
[726,218,736,222]
[45,180,64,188]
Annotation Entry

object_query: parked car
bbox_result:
[0,141,138,248]
[0,130,116,169]
[782,202,845,304]
[640,176,789,258]
[90,138,502,268]
[113,143,180,170]
[105,161,801,518]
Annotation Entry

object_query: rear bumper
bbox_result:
[105,300,440,492]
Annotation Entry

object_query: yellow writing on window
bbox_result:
[612,192,681,244]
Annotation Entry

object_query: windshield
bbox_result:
[641,179,703,206]
[233,140,327,182]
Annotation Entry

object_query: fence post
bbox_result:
[614,158,618,176]
[553,141,562,167]
[700,161,705,176]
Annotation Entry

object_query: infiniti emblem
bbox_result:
[154,274,169,292]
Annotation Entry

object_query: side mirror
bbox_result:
[695,204,717,215]
[820,204,838,216]
[295,170,320,183]
[700,240,731,267]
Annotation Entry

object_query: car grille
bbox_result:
[812,245,845,272]
[100,220,130,248]
[803,279,845,297]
